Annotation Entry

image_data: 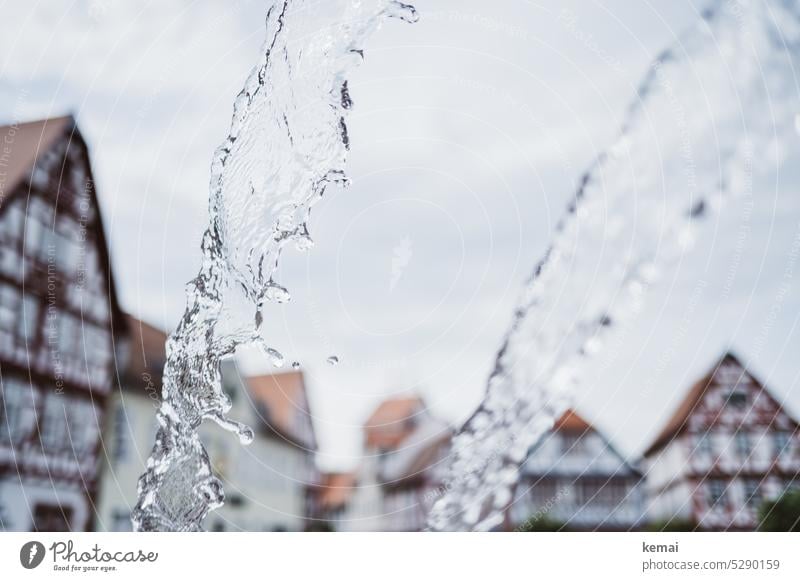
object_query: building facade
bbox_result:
[508,410,645,531]
[644,353,800,530]
[201,367,318,532]
[97,339,319,532]
[310,395,451,531]
[0,117,126,531]
[94,315,165,531]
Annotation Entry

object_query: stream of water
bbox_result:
[132,0,417,532]
[428,0,800,531]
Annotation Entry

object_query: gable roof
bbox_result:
[0,115,128,347]
[643,352,797,457]
[0,116,73,200]
[553,409,593,433]
[246,370,316,450]
[313,472,359,511]
[364,396,423,449]
[363,394,452,486]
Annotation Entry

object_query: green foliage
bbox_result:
[515,516,567,532]
[646,518,698,532]
[758,489,800,532]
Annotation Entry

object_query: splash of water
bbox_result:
[429,0,800,531]
[132,0,417,532]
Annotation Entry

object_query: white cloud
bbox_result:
[2,0,798,472]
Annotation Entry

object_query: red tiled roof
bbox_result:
[0,116,73,198]
[314,472,358,510]
[246,370,316,449]
[122,314,167,383]
[553,409,593,433]
[364,396,422,449]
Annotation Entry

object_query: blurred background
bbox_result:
[0,0,799,532]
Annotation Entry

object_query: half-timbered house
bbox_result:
[508,409,645,530]
[0,116,126,531]
[644,352,800,530]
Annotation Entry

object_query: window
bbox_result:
[57,312,79,358]
[55,231,82,274]
[735,432,751,459]
[0,284,17,331]
[112,404,129,464]
[68,400,99,454]
[0,379,38,445]
[595,480,626,506]
[32,504,72,532]
[23,215,43,258]
[111,509,132,532]
[84,325,111,367]
[41,394,69,453]
[2,200,26,241]
[696,431,713,456]
[727,390,748,409]
[0,210,25,280]
[561,434,584,455]
[707,480,728,507]
[743,479,762,508]
[530,480,558,505]
[773,432,791,458]
[18,294,39,343]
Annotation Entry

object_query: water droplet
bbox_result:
[264,281,291,303]
[291,361,301,370]
[260,345,284,368]
[209,413,254,446]
[385,1,419,23]
[326,355,339,366]
[295,234,314,252]
[238,425,255,445]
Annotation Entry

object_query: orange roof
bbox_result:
[246,371,315,449]
[553,409,593,433]
[364,396,423,449]
[314,472,358,510]
[0,115,128,347]
[0,116,73,198]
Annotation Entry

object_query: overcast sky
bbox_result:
[2,0,798,472]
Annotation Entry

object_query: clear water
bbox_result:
[132,0,417,532]
[428,0,800,531]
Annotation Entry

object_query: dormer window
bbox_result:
[727,390,747,409]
